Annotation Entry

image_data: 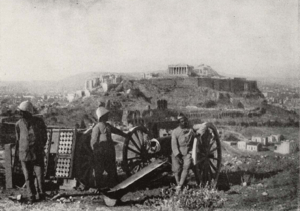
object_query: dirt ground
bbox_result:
[1,149,299,211]
[0,127,299,211]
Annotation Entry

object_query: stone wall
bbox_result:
[198,78,214,89]
[176,77,198,87]
[147,78,177,87]
[141,77,258,93]
[185,109,245,120]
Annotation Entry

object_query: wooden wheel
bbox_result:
[193,123,222,187]
[122,126,156,176]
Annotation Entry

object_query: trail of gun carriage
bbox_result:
[0,70,299,210]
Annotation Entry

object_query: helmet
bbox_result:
[96,107,109,120]
[17,101,34,114]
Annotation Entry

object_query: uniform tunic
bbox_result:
[15,117,47,163]
[171,126,194,157]
[171,126,195,187]
[15,116,47,199]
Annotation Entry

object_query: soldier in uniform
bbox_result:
[91,107,128,189]
[171,113,207,193]
[15,101,47,203]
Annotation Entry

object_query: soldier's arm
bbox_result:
[108,123,128,138]
[90,126,100,150]
[15,122,20,147]
[40,119,48,147]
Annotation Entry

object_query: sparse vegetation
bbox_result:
[203,100,217,108]
[142,184,226,210]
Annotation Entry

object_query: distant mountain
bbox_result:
[0,71,146,94]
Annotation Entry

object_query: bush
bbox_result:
[182,187,224,209]
[203,100,217,108]
[144,185,226,210]
[228,121,236,126]
[237,101,244,109]
[167,185,226,210]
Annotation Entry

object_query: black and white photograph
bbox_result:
[0,0,299,210]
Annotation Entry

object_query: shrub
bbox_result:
[228,121,236,126]
[237,101,244,109]
[144,185,226,210]
[169,185,225,210]
[223,133,239,142]
[203,100,217,108]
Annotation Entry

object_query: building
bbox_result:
[168,64,194,77]
[223,141,236,146]
[275,140,298,154]
[102,83,118,92]
[261,137,268,146]
[193,64,220,77]
[100,74,122,84]
[168,63,220,78]
[85,74,123,92]
[237,141,247,150]
[263,91,277,98]
[252,136,268,146]
[67,93,76,102]
[266,134,284,143]
[144,73,159,79]
[273,134,284,142]
[246,142,262,152]
[67,91,86,102]
[267,135,276,143]
[252,136,262,143]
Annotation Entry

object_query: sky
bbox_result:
[0,0,298,81]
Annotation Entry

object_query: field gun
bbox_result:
[4,119,222,207]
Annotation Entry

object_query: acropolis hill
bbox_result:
[83,64,260,95]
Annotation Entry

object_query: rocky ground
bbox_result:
[0,126,299,211]
[0,141,299,211]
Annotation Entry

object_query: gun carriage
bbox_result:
[3,115,222,206]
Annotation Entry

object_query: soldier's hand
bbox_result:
[175,154,183,165]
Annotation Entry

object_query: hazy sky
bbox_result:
[0,0,298,81]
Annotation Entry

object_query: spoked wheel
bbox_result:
[122,126,156,176]
[193,123,222,187]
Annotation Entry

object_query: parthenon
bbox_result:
[168,64,194,76]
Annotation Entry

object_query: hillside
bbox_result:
[41,78,298,129]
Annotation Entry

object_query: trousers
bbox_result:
[21,160,44,199]
[93,142,118,188]
[172,152,192,186]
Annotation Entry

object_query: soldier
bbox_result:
[15,101,47,203]
[171,113,207,193]
[91,107,128,189]
[171,113,195,193]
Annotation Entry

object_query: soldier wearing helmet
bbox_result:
[91,106,128,189]
[15,101,47,203]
